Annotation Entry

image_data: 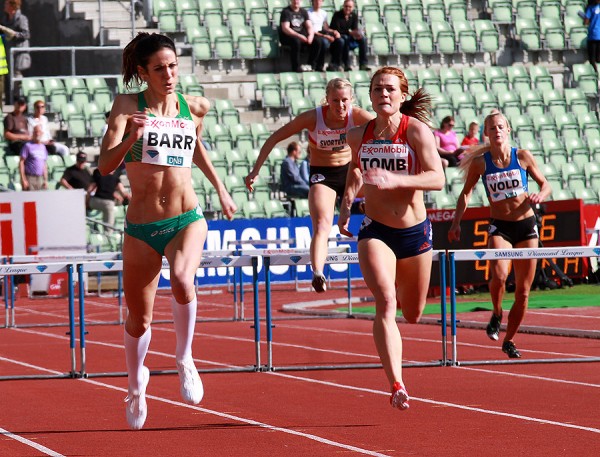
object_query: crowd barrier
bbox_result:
[1,246,599,381]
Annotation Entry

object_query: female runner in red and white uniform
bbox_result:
[246,78,373,292]
[338,67,445,410]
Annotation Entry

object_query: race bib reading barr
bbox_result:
[141,116,197,168]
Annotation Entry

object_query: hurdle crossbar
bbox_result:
[262,250,447,372]
[447,246,600,367]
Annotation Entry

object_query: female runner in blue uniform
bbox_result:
[448,111,551,358]
[338,67,445,410]
[99,32,236,430]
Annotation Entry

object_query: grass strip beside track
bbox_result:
[341,284,600,315]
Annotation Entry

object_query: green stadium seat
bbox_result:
[515,0,537,20]
[506,64,531,91]
[539,0,561,20]
[574,188,599,204]
[263,200,289,218]
[474,19,500,53]
[515,18,542,51]
[528,65,555,93]
[439,67,463,94]
[290,97,314,116]
[572,63,599,97]
[542,89,567,117]
[389,23,412,55]
[208,25,234,59]
[242,200,268,219]
[452,20,478,54]
[489,0,513,24]
[540,17,565,50]
[364,22,391,56]
[409,21,435,55]
[431,20,456,54]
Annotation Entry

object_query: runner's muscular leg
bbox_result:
[308,184,338,274]
[395,251,433,324]
[358,238,403,387]
[505,238,538,341]
[164,218,208,304]
[488,235,512,316]
[122,234,163,338]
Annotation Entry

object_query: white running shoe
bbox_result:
[390,382,410,411]
[176,358,204,404]
[124,366,150,430]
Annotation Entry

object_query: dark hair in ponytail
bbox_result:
[369,66,432,126]
[122,33,176,89]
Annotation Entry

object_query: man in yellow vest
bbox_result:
[0,36,8,110]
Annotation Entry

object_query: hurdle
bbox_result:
[7,252,122,328]
[447,246,600,366]
[261,250,448,371]
[0,262,78,380]
[79,253,262,378]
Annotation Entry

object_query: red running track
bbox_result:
[0,284,599,456]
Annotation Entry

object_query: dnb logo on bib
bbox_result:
[167,155,184,166]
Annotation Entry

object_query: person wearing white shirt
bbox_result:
[28,100,70,156]
[308,0,340,71]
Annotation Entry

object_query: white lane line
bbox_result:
[84,378,391,457]
[0,350,390,457]
[0,427,65,457]
[458,366,600,388]
[4,328,600,437]
[528,310,600,319]
[270,372,600,435]
[274,323,597,358]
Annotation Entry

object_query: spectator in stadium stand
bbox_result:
[28,100,70,156]
[337,66,444,411]
[461,121,480,148]
[457,120,480,161]
[246,77,373,293]
[98,32,236,430]
[308,0,340,72]
[0,35,8,110]
[583,0,600,72]
[328,0,370,71]
[60,150,92,191]
[434,116,462,167]
[18,124,47,190]
[87,166,131,232]
[279,0,325,72]
[4,95,29,155]
[448,111,551,359]
[280,141,310,198]
[0,0,30,103]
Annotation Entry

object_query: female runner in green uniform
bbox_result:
[99,32,236,430]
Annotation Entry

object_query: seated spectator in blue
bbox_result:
[329,0,370,71]
[18,124,47,190]
[584,0,600,72]
[308,0,340,71]
[279,0,325,72]
[4,95,29,155]
[28,100,70,156]
[280,141,310,198]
